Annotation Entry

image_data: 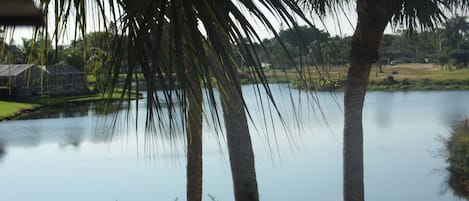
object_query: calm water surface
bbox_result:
[0,84,468,201]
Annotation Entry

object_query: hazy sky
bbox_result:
[7,2,397,46]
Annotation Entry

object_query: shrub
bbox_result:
[402,79,410,85]
[446,119,469,197]
[384,75,397,85]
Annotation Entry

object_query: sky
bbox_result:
[6,1,398,46]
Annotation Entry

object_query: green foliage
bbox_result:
[446,119,469,197]
[277,25,329,47]
[448,49,469,68]
[259,25,330,68]
[0,101,38,119]
[255,15,468,69]
[444,16,469,49]
[292,74,345,91]
[22,36,55,64]
[383,75,397,84]
[368,78,469,91]
[0,92,139,120]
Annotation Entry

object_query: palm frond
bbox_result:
[31,0,317,150]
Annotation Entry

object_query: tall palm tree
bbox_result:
[34,1,310,201]
[320,40,336,71]
[184,58,203,201]
[444,15,469,49]
[208,22,260,201]
[299,0,468,201]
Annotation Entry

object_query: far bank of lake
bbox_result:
[242,63,469,91]
[0,91,141,121]
[3,63,469,121]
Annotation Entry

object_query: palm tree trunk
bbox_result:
[344,1,390,201]
[186,67,203,201]
[218,79,259,201]
[214,54,259,201]
[208,25,259,201]
[343,60,370,201]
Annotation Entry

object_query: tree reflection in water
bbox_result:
[0,141,5,161]
[18,102,123,120]
[445,119,469,200]
[447,172,469,199]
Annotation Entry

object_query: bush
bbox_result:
[384,75,397,85]
[446,119,469,197]
[292,75,345,91]
[421,78,431,85]
[402,78,410,85]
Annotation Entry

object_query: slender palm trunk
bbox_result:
[344,1,390,201]
[215,78,258,201]
[343,60,370,201]
[214,56,259,201]
[208,25,259,201]
[186,68,203,201]
[218,76,259,201]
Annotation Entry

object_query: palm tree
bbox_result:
[320,40,336,71]
[185,59,203,201]
[299,1,468,201]
[444,15,469,50]
[208,22,260,201]
[32,1,310,201]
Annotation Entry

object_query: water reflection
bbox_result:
[19,102,123,120]
[1,87,469,201]
[438,92,468,127]
[0,141,5,161]
[372,92,395,128]
[0,104,121,150]
[0,98,186,154]
[444,118,469,200]
[447,173,469,199]
[0,123,107,150]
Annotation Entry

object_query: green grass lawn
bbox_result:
[261,63,469,90]
[0,91,140,120]
[367,64,469,90]
[259,63,469,81]
[0,101,39,119]
[369,63,469,81]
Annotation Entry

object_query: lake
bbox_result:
[0,84,468,201]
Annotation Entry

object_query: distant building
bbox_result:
[0,64,87,98]
[261,62,272,69]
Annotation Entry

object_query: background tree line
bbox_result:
[241,16,469,70]
[2,15,468,75]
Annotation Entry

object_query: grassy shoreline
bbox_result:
[367,78,469,91]
[0,92,140,121]
[270,63,469,91]
[2,63,468,120]
[366,63,469,91]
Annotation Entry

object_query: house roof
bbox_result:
[0,64,35,76]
